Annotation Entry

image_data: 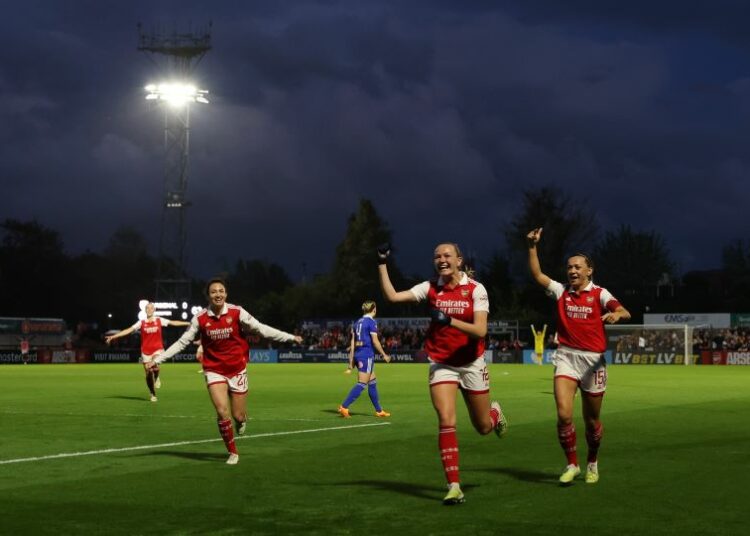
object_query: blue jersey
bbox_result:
[352,315,378,359]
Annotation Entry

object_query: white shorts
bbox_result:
[429,358,489,394]
[141,351,163,364]
[204,370,248,394]
[553,346,607,395]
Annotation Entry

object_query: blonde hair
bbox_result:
[361,300,377,314]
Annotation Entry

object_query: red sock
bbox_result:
[439,426,460,484]
[218,419,238,455]
[557,423,578,466]
[586,421,604,463]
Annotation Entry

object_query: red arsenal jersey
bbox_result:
[139,317,167,355]
[197,305,250,376]
[547,280,622,353]
[411,273,489,366]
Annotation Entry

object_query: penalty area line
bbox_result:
[0,422,391,465]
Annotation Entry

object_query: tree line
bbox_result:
[1,187,748,339]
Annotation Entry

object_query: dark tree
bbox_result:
[721,240,750,310]
[503,186,600,322]
[593,225,674,295]
[0,219,69,317]
[327,198,403,316]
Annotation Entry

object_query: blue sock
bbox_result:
[342,382,366,408]
[368,380,382,412]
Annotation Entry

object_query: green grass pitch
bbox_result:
[0,363,747,535]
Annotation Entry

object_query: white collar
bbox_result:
[438,272,469,286]
[570,281,594,294]
[207,304,229,317]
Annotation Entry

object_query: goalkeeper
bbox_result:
[527,227,630,485]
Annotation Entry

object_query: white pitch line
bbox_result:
[0,422,391,465]
[1,410,325,422]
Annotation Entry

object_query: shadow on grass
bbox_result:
[106,395,152,402]
[320,408,373,418]
[479,466,558,485]
[328,479,478,501]
[140,450,227,462]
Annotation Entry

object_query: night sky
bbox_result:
[3,1,750,281]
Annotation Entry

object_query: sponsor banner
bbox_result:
[523,349,555,365]
[326,351,350,364]
[301,317,430,331]
[701,350,750,365]
[250,349,278,364]
[277,349,429,363]
[92,351,138,363]
[170,352,200,363]
[0,317,67,336]
[278,350,310,363]
[0,351,37,364]
[643,313,730,328]
[492,350,520,364]
[731,313,750,328]
[727,351,750,365]
[392,351,430,363]
[0,319,23,335]
[612,351,694,365]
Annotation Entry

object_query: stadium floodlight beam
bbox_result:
[144,82,209,107]
[138,22,211,303]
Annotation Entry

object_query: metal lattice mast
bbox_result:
[137,22,211,302]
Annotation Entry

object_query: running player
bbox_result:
[19,336,31,365]
[147,278,302,465]
[338,300,391,418]
[527,227,631,485]
[378,242,508,505]
[105,302,190,402]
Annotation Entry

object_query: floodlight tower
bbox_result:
[137,22,211,303]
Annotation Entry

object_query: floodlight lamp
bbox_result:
[144,81,210,107]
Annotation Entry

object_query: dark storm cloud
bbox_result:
[1,1,748,280]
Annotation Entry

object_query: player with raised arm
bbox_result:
[378,242,508,505]
[146,278,302,465]
[527,227,631,485]
[105,302,190,402]
[338,300,391,418]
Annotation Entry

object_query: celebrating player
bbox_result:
[338,300,391,418]
[378,242,508,505]
[526,227,631,485]
[146,278,302,465]
[105,302,190,402]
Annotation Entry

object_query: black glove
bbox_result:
[377,242,391,265]
[429,308,451,326]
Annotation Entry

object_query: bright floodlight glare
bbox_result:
[144,82,210,107]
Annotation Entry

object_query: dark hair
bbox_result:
[205,277,228,296]
[570,253,594,270]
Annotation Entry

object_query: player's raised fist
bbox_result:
[377,242,391,264]
[429,308,451,326]
[527,228,543,246]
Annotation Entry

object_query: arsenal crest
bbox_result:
[461,289,469,297]
[586,296,594,303]
[226,317,233,325]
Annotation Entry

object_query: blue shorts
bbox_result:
[354,355,374,374]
